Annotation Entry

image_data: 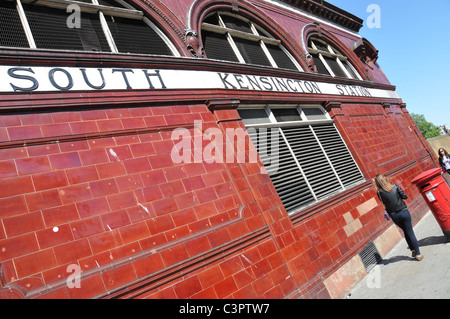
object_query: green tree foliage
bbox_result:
[411,113,441,139]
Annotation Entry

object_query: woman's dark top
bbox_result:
[377,184,408,214]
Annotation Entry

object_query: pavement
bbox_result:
[348,211,450,299]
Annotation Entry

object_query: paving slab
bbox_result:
[348,211,450,299]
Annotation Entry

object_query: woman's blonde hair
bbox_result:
[374,174,394,192]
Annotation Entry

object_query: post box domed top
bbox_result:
[411,168,442,187]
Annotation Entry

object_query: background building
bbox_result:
[0,0,436,299]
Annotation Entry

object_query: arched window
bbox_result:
[201,12,302,71]
[308,37,361,80]
[0,0,178,56]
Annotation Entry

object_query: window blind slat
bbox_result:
[242,108,365,214]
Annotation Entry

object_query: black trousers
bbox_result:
[390,209,421,255]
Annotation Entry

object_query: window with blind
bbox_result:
[0,0,177,56]
[308,38,362,80]
[239,106,364,215]
[201,12,302,71]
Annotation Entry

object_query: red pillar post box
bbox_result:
[412,168,450,242]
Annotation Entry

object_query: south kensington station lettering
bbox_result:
[0,66,395,99]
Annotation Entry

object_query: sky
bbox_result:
[326,0,450,126]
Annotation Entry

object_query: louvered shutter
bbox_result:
[282,126,342,199]
[312,124,364,187]
[0,1,29,48]
[105,16,173,55]
[248,128,315,212]
[240,108,364,214]
[233,37,272,67]
[23,3,110,52]
[265,44,298,71]
[202,31,239,63]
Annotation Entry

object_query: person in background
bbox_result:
[438,148,450,174]
[373,174,423,261]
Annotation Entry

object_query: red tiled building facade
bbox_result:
[0,0,435,299]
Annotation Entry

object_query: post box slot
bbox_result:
[420,183,431,190]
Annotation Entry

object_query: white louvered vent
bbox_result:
[240,106,365,215]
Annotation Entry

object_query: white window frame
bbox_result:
[202,12,303,71]
[309,38,362,80]
[10,0,179,56]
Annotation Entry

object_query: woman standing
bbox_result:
[438,148,450,174]
[373,174,423,261]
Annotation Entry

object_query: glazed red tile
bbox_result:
[140,169,166,187]
[119,221,150,245]
[49,152,82,170]
[27,143,61,157]
[159,180,186,197]
[33,170,69,191]
[66,166,99,185]
[88,230,124,255]
[53,238,92,265]
[36,224,74,249]
[0,114,21,127]
[102,263,137,292]
[100,209,131,230]
[106,145,133,162]
[148,153,176,170]
[213,276,238,299]
[121,117,146,129]
[41,123,72,137]
[79,148,110,166]
[59,140,90,153]
[123,157,151,174]
[51,111,82,123]
[0,175,34,198]
[76,197,110,218]
[80,109,107,121]
[59,184,92,204]
[8,125,42,141]
[133,253,165,279]
[151,197,178,216]
[70,121,99,134]
[185,235,212,257]
[107,191,136,211]
[0,148,26,162]
[160,243,189,267]
[0,160,17,178]
[143,115,166,127]
[173,275,202,299]
[96,162,127,179]
[89,178,119,198]
[41,204,80,227]
[0,233,39,262]
[115,173,144,192]
[145,210,173,230]
[66,274,106,299]
[71,216,105,240]
[3,211,45,237]
[25,189,62,212]
[14,249,57,279]
[0,196,28,218]
[134,186,163,206]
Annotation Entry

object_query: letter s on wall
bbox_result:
[8,67,39,92]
